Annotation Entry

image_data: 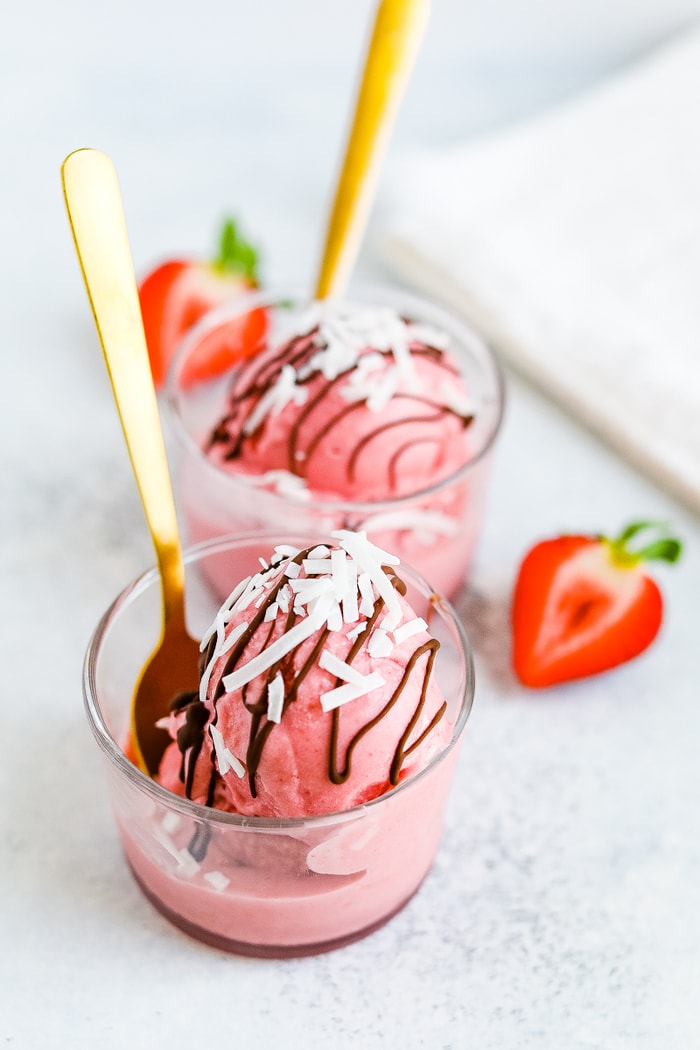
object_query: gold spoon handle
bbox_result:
[315,0,430,300]
[61,148,185,628]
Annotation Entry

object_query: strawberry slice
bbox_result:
[138,218,264,388]
[512,521,682,687]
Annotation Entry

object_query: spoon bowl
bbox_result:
[62,148,199,775]
[130,610,199,771]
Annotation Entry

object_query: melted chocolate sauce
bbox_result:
[174,697,209,798]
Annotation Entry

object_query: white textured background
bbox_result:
[2,2,700,1047]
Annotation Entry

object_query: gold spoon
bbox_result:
[62,148,200,777]
[61,4,427,769]
[315,0,430,299]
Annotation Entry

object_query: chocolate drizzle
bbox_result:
[325,571,446,787]
[170,689,214,859]
[329,639,444,787]
[169,690,217,807]
[205,321,473,493]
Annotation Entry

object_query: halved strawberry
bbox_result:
[512,521,682,688]
[138,218,264,387]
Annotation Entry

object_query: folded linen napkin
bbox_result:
[378,28,700,514]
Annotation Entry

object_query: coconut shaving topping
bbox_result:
[169,531,446,803]
[216,531,402,699]
[208,723,245,778]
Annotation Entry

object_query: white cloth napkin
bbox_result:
[378,28,700,514]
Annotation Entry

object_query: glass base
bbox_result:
[129,861,422,958]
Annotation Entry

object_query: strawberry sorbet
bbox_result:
[157,530,452,818]
[205,301,474,502]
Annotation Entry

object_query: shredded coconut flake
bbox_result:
[275,544,301,559]
[203,871,230,892]
[334,549,359,623]
[320,671,386,713]
[334,530,403,632]
[290,576,335,605]
[175,849,201,877]
[309,545,331,559]
[365,367,398,412]
[319,650,373,686]
[334,528,400,567]
[153,824,186,863]
[161,812,182,834]
[303,557,333,575]
[277,584,291,613]
[368,628,394,658]
[243,364,307,434]
[408,321,449,349]
[266,672,285,723]
[342,586,359,625]
[217,620,249,657]
[326,602,343,632]
[393,617,428,645]
[222,602,327,693]
[233,572,266,610]
[209,724,245,778]
[200,619,250,703]
[357,571,375,617]
[346,621,367,643]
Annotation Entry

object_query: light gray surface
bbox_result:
[2,2,699,1046]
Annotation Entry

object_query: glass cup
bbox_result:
[164,287,504,600]
[83,533,474,957]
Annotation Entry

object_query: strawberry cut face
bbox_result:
[533,543,644,657]
[512,535,663,688]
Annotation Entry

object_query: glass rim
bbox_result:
[163,283,506,514]
[82,531,475,831]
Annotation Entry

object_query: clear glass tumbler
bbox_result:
[164,287,504,600]
[83,533,474,957]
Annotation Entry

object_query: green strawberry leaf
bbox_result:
[634,538,683,563]
[213,218,260,281]
[617,520,665,544]
[608,520,683,566]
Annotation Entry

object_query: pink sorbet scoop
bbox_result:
[204,301,474,503]
[157,530,451,817]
